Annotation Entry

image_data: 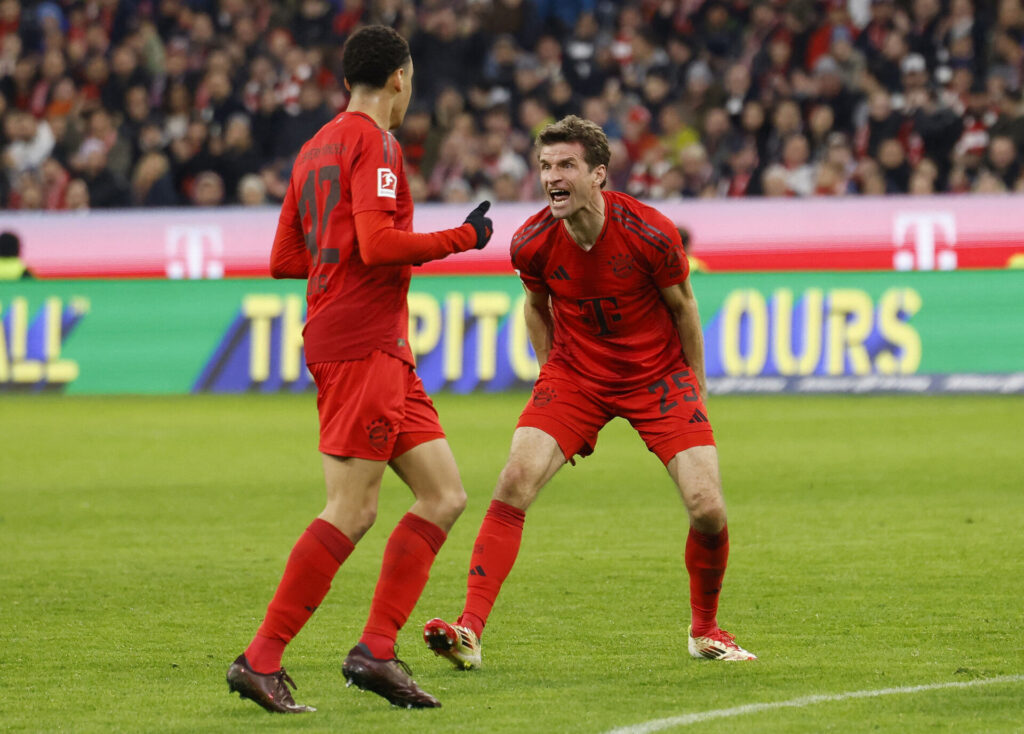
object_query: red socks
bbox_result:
[685,524,729,636]
[459,500,526,638]
[246,518,354,673]
[359,512,447,659]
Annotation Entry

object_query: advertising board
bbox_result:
[3,272,1022,395]
[3,196,1023,278]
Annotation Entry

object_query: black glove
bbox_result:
[464,200,493,250]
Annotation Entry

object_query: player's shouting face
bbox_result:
[538,141,607,221]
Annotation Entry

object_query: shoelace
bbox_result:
[710,629,737,645]
[391,644,414,676]
[275,667,299,691]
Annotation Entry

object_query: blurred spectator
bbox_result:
[857,157,888,194]
[808,104,837,159]
[81,107,132,181]
[860,90,903,159]
[909,158,939,195]
[700,1,742,63]
[131,151,179,207]
[64,177,91,210]
[907,87,963,187]
[677,142,716,198]
[562,13,608,98]
[765,99,803,161]
[219,113,262,202]
[659,102,701,165]
[40,156,69,209]
[535,0,594,39]
[4,108,54,173]
[0,230,32,280]
[621,104,658,165]
[877,138,911,192]
[192,170,225,207]
[857,0,897,63]
[276,80,333,158]
[237,173,268,206]
[761,164,790,196]
[781,133,815,196]
[411,6,488,106]
[482,0,542,50]
[198,69,246,130]
[719,138,761,197]
[823,132,857,192]
[493,171,523,201]
[812,55,859,134]
[973,169,1008,193]
[985,134,1020,189]
[75,138,129,208]
[9,170,44,209]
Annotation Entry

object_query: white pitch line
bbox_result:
[604,674,1024,734]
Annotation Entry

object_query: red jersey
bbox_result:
[272,111,415,365]
[511,191,689,388]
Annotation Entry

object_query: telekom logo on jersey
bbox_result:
[377,168,397,198]
[892,211,957,271]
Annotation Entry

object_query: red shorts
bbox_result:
[517,361,715,465]
[309,350,445,461]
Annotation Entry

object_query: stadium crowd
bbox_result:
[3,0,1024,210]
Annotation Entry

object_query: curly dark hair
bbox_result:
[342,25,411,89]
[535,115,611,187]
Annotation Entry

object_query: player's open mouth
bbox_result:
[549,189,570,203]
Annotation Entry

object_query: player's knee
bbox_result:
[416,480,466,525]
[437,483,467,522]
[320,502,377,543]
[688,490,726,532]
[350,500,378,533]
[493,462,540,509]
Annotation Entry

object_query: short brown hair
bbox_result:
[536,115,611,186]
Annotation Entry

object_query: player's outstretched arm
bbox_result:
[355,201,493,266]
[661,280,707,397]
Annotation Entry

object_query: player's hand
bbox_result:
[464,200,493,250]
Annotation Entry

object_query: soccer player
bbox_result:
[423,115,755,669]
[226,26,494,713]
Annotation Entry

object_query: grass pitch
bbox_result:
[1,392,1022,733]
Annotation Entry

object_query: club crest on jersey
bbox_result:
[366,417,393,450]
[377,167,398,198]
[533,386,557,407]
[609,253,634,278]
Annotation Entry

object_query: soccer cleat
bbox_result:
[423,618,482,670]
[687,626,757,661]
[342,643,441,708]
[226,654,316,713]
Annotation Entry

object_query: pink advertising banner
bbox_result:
[2,195,1022,278]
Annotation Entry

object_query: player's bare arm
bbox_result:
[660,279,707,397]
[523,287,554,367]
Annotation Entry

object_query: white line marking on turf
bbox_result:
[604,674,1024,734]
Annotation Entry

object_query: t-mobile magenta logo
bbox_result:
[892,212,958,271]
[165,225,225,279]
